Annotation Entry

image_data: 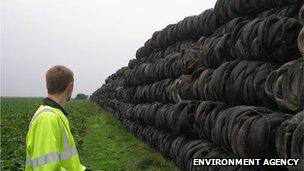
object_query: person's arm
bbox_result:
[26,114,61,171]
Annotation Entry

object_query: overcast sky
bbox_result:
[1,0,216,97]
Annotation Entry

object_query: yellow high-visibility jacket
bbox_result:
[25,104,86,171]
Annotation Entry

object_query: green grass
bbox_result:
[79,107,178,171]
[0,97,179,170]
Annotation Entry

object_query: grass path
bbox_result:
[79,107,179,171]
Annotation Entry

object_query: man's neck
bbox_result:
[48,94,66,108]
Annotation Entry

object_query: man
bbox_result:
[25,65,86,170]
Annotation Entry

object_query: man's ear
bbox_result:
[70,81,74,90]
[66,81,73,92]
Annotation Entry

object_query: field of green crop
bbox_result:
[0,97,178,170]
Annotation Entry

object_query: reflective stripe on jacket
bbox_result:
[25,105,86,171]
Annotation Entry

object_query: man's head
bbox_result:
[46,65,74,102]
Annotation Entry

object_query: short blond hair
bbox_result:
[45,65,74,94]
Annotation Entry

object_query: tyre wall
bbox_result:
[91,1,304,170]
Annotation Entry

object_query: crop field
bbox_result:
[0,97,178,170]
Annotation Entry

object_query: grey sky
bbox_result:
[1,0,216,97]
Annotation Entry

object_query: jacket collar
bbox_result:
[42,97,69,116]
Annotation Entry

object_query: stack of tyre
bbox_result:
[91,0,304,170]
